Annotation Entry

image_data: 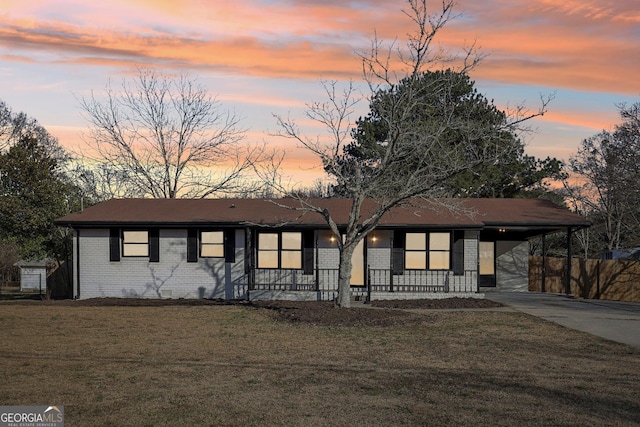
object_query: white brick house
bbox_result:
[55,198,590,301]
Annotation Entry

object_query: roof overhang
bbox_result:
[55,197,591,234]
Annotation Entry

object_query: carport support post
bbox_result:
[565,227,573,295]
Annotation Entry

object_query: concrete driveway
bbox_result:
[485,292,640,349]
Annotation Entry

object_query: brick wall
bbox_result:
[73,228,482,300]
[75,228,247,299]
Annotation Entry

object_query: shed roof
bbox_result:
[55,197,590,234]
[14,259,52,268]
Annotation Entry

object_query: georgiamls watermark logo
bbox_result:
[0,406,64,427]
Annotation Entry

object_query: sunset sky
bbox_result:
[0,0,638,186]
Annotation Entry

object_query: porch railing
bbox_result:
[249,267,476,294]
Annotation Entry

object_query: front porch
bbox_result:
[247,267,480,301]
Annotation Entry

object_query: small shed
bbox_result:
[14,259,50,293]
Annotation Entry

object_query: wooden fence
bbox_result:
[529,256,640,302]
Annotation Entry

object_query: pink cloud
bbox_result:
[541,110,618,132]
[1,0,636,97]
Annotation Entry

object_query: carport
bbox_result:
[470,199,591,293]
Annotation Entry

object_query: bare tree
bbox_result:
[563,102,640,256]
[79,68,263,199]
[261,0,549,307]
[0,100,66,160]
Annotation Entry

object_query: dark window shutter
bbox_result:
[149,229,160,263]
[392,231,405,275]
[452,230,464,276]
[245,228,253,275]
[109,228,120,262]
[187,229,198,263]
[224,229,236,263]
[302,230,315,275]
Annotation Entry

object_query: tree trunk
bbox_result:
[336,244,355,308]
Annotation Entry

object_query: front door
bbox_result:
[350,239,365,287]
[479,241,496,287]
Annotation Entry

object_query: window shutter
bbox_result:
[392,231,405,275]
[149,229,160,263]
[244,228,253,275]
[302,230,315,275]
[187,229,198,263]
[109,228,120,262]
[452,230,464,276]
[224,229,236,263]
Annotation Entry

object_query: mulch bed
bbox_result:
[372,297,504,310]
[251,300,422,327]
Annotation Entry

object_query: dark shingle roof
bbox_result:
[55,198,590,232]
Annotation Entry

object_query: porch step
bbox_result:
[349,300,369,308]
[350,295,369,307]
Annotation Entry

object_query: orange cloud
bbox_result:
[540,109,618,132]
[1,0,637,97]
[537,0,640,23]
[436,0,639,95]
[3,0,637,187]
[50,122,327,187]
[0,22,360,80]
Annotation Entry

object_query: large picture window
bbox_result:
[201,231,224,257]
[257,231,302,269]
[122,230,149,257]
[404,232,451,270]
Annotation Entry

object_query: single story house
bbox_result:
[54,198,590,301]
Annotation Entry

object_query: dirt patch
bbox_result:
[3,297,503,327]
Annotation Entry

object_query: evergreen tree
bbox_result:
[343,70,563,198]
[0,136,79,259]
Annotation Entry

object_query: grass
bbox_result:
[0,302,639,426]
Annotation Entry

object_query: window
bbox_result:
[201,231,224,257]
[258,233,279,268]
[257,231,302,269]
[188,229,235,263]
[404,232,451,270]
[405,232,427,270]
[479,241,495,275]
[429,232,450,270]
[122,230,149,257]
[281,232,302,269]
